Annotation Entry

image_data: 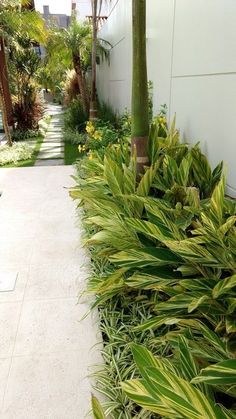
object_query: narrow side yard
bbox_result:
[0,165,100,418]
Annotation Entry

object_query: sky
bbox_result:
[34,0,73,15]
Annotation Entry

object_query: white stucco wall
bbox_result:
[97,0,236,196]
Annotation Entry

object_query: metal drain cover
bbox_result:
[0,272,18,292]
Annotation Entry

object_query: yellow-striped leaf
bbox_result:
[212,274,236,298]
[144,366,226,419]
[109,247,182,268]
[191,360,236,385]
[91,395,105,419]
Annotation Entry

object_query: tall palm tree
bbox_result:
[48,16,110,115]
[89,0,110,120]
[90,0,98,120]
[131,0,149,174]
[50,19,91,114]
[0,0,46,143]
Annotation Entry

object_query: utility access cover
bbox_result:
[0,272,18,292]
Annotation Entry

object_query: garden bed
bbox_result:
[0,134,43,168]
[71,114,236,418]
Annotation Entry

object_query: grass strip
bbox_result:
[64,141,82,165]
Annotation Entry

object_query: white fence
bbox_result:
[97,0,236,197]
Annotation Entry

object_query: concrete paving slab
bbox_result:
[34,159,64,166]
[40,143,63,147]
[0,166,101,417]
[0,302,22,357]
[0,359,11,406]
[37,153,64,159]
[2,352,95,419]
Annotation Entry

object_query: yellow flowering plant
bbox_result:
[78,144,86,153]
[86,121,95,135]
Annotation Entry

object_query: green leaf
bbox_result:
[219,216,236,236]
[144,366,226,419]
[226,316,236,334]
[178,336,199,381]
[127,217,175,242]
[191,360,236,385]
[213,275,236,298]
[188,295,210,313]
[133,316,181,332]
[199,324,227,357]
[131,344,174,379]
[209,176,226,226]
[103,156,123,196]
[177,154,192,187]
[137,164,157,197]
[91,395,105,419]
[109,247,182,268]
[121,379,172,416]
[126,268,180,290]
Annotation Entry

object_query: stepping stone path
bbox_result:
[35,104,64,166]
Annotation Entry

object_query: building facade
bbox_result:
[97,0,236,197]
[41,5,70,28]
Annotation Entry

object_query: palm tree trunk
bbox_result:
[73,55,89,115]
[0,77,12,147]
[131,0,149,174]
[89,0,98,121]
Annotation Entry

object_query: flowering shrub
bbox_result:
[0,142,33,165]
[80,119,122,157]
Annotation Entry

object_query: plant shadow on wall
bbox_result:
[71,113,236,418]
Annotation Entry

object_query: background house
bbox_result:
[97,0,236,197]
[41,5,70,28]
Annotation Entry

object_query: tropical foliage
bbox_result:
[9,40,44,130]
[43,17,110,114]
[1,0,46,132]
[72,115,236,418]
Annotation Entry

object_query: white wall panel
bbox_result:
[173,0,236,76]
[170,74,236,197]
[96,0,236,194]
[147,0,175,112]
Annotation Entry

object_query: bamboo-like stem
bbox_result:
[89,0,98,121]
[131,0,149,174]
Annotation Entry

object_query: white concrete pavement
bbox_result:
[0,165,100,418]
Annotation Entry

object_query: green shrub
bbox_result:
[117,109,132,138]
[63,128,87,145]
[98,101,117,125]
[0,142,33,165]
[64,97,87,131]
[85,120,120,156]
[71,116,236,417]
[12,129,41,142]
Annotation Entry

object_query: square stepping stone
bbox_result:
[0,272,18,292]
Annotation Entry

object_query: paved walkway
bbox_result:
[0,166,100,418]
[35,104,64,166]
